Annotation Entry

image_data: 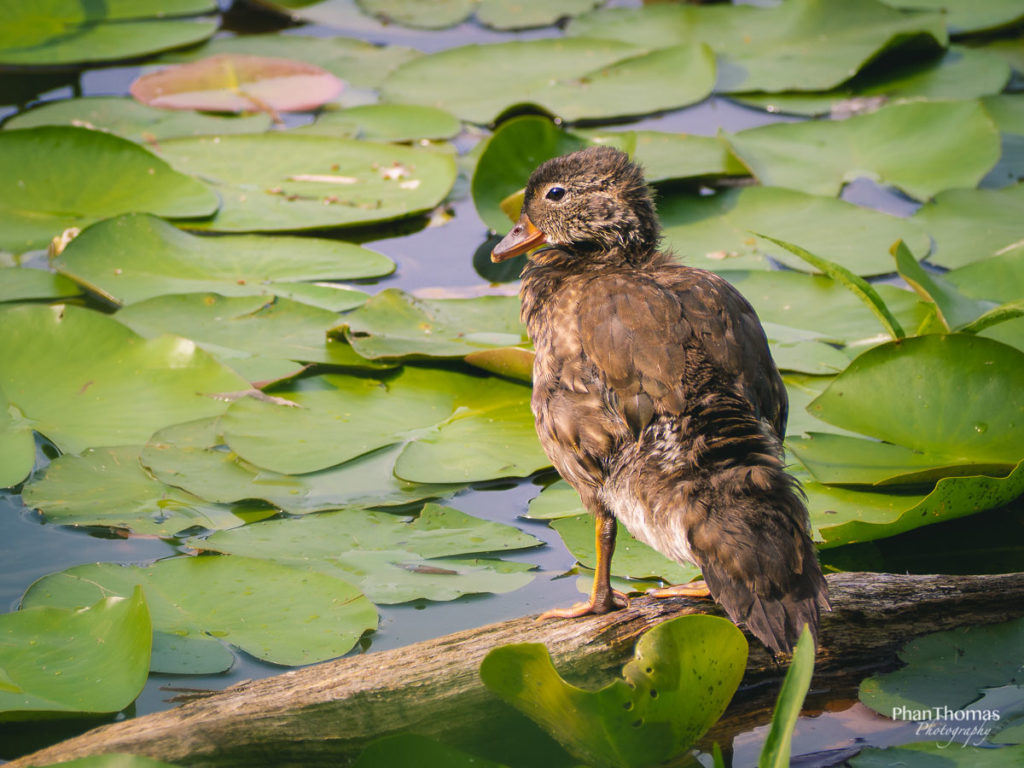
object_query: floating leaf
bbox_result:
[0,0,217,67]
[353,734,506,768]
[477,0,602,31]
[850,742,1024,767]
[335,289,528,360]
[0,304,246,462]
[156,133,456,232]
[3,97,273,143]
[464,346,534,382]
[660,186,929,276]
[568,0,947,93]
[380,38,716,124]
[0,127,218,254]
[526,480,585,520]
[22,446,250,536]
[550,514,700,585]
[0,388,34,488]
[0,588,150,718]
[191,503,540,603]
[480,614,747,768]
[131,54,343,114]
[55,213,390,309]
[357,0,475,29]
[946,251,1024,305]
[22,555,378,667]
[725,100,1000,200]
[296,104,461,142]
[0,268,80,304]
[892,240,994,331]
[758,627,815,768]
[880,0,1024,35]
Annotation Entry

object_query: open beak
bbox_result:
[491,213,548,262]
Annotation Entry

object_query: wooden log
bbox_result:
[11,571,1024,768]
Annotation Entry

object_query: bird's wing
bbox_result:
[577,269,787,439]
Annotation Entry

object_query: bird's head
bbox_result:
[491,145,660,264]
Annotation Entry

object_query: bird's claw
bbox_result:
[647,579,712,599]
[537,590,629,620]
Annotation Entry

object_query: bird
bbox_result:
[491,145,829,654]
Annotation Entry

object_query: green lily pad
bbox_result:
[734,45,1010,117]
[769,339,851,375]
[526,480,585,520]
[0,588,150,719]
[659,186,930,276]
[356,0,476,29]
[353,734,506,768]
[0,304,247,461]
[851,742,1024,767]
[0,389,34,488]
[0,126,219,254]
[725,100,1000,200]
[36,756,187,768]
[55,213,391,308]
[807,459,1024,547]
[760,627,816,768]
[476,0,602,31]
[893,240,996,331]
[190,503,540,603]
[335,289,528,360]
[911,182,1024,269]
[464,346,534,382]
[155,133,456,232]
[380,38,716,124]
[115,293,375,368]
[22,555,378,667]
[22,445,250,536]
[946,251,1024,304]
[880,0,1024,35]
[479,614,747,768]
[141,418,461,513]
[550,514,700,585]
[0,0,217,67]
[859,616,1024,717]
[0,267,81,304]
[296,104,461,142]
[585,129,748,182]
[3,97,273,143]
[568,0,947,93]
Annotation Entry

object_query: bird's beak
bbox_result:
[491,213,548,262]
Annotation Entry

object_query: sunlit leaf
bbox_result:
[879,0,1024,35]
[526,480,585,520]
[296,104,461,142]
[0,588,150,718]
[892,240,994,331]
[0,388,34,488]
[480,615,747,768]
[0,268,80,304]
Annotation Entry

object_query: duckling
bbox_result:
[492,146,829,653]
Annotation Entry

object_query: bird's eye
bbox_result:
[545,186,566,202]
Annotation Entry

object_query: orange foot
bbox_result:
[648,579,712,599]
[537,590,629,620]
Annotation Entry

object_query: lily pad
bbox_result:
[335,289,528,360]
[22,445,249,536]
[380,38,716,124]
[0,267,80,304]
[353,734,506,768]
[0,304,247,460]
[526,480,585,520]
[911,182,1024,269]
[22,555,379,667]
[356,0,476,29]
[568,0,947,93]
[156,133,456,232]
[725,100,1000,200]
[0,126,219,254]
[0,389,34,488]
[479,614,747,768]
[851,742,1024,767]
[0,0,217,67]
[946,251,1024,304]
[54,213,392,307]
[115,293,375,368]
[0,588,150,719]
[476,0,603,31]
[296,104,461,142]
[659,186,930,276]
[893,240,997,332]
[3,97,273,143]
[550,514,700,585]
[142,418,461,513]
[130,54,344,113]
[880,0,1024,35]
[190,503,540,603]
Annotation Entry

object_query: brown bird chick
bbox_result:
[492,146,829,654]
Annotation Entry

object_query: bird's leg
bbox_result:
[538,512,628,620]
[648,580,712,599]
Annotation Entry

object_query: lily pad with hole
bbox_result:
[0,127,219,254]
[22,555,378,668]
[480,614,747,768]
[568,0,947,94]
[334,289,529,360]
[190,503,540,603]
[725,100,1000,200]
[0,588,150,719]
[54,213,392,307]
[0,268,80,304]
[141,418,461,513]
[3,97,273,143]
[0,0,217,67]
[131,54,343,114]
[0,304,247,462]
[380,38,716,124]
[911,182,1024,269]
[22,445,250,536]
[155,133,456,232]
[296,104,461,142]
[659,186,930,276]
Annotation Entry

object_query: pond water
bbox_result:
[2,1,1023,766]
